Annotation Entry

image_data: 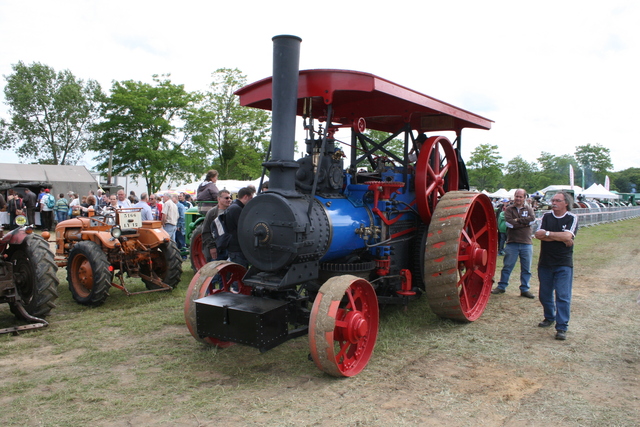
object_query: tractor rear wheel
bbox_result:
[309,275,379,377]
[184,261,249,347]
[67,241,112,306]
[423,191,497,322]
[142,241,183,290]
[9,234,59,319]
[189,224,206,272]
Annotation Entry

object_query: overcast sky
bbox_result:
[1,0,638,176]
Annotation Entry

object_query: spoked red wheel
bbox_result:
[184,261,249,347]
[309,275,379,377]
[415,136,459,223]
[423,191,497,322]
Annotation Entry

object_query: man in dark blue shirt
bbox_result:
[534,191,578,341]
[225,187,254,268]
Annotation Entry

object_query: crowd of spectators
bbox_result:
[2,169,259,266]
[1,186,194,249]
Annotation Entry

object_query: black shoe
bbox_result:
[538,319,555,328]
[520,291,535,299]
[491,288,505,294]
[555,330,567,340]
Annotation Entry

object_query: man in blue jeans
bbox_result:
[534,191,578,341]
[491,189,536,298]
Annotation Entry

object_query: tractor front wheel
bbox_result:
[309,275,379,377]
[9,234,59,319]
[67,241,112,306]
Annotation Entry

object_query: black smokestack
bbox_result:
[264,35,302,196]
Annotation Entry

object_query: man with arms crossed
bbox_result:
[534,191,578,341]
[491,189,536,298]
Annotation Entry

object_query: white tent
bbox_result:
[538,185,583,195]
[487,188,510,198]
[171,178,264,196]
[580,183,620,199]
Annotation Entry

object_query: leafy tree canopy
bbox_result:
[574,143,613,173]
[610,167,640,193]
[575,143,613,186]
[503,155,540,192]
[91,75,208,194]
[467,143,503,191]
[535,152,580,189]
[1,61,103,164]
[200,68,271,180]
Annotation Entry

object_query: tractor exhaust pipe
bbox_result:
[263,35,302,196]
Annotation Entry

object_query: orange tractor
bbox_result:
[55,208,182,306]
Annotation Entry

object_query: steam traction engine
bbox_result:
[185,36,497,377]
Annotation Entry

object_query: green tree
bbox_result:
[535,152,580,189]
[1,61,103,164]
[200,68,271,180]
[467,143,503,191]
[91,75,208,194]
[611,167,640,193]
[503,155,539,192]
[574,143,613,186]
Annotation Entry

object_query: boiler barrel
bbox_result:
[238,193,375,272]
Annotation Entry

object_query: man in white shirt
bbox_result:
[161,192,178,241]
[116,189,132,208]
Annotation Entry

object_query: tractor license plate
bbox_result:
[119,211,142,229]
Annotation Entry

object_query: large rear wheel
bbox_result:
[423,191,497,322]
[142,241,183,290]
[309,275,379,377]
[67,241,112,306]
[9,234,59,319]
[184,261,250,347]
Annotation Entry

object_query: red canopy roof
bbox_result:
[235,69,492,134]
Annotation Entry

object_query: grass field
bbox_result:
[1,218,639,426]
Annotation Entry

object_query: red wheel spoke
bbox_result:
[335,319,348,328]
[335,340,351,363]
[473,269,489,279]
[436,162,450,179]
[345,287,357,310]
[458,283,471,312]
[425,180,438,197]
[457,254,471,262]
[457,267,473,288]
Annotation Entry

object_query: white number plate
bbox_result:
[118,211,142,229]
